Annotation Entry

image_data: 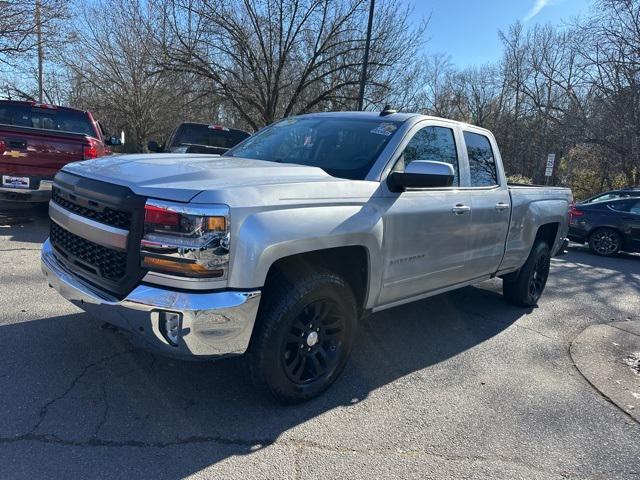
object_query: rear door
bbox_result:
[609,199,640,250]
[463,129,511,278]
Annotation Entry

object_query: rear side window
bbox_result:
[464,131,498,187]
[402,126,459,186]
[0,104,96,137]
[587,193,627,203]
[609,200,640,214]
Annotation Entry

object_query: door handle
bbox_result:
[452,204,471,214]
[495,202,510,211]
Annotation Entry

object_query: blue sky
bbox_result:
[410,0,591,67]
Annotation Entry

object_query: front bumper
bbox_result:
[41,239,261,359]
[0,179,52,202]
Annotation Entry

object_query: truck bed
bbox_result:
[499,184,572,273]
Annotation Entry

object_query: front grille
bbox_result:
[50,222,128,282]
[50,171,148,298]
[52,187,131,229]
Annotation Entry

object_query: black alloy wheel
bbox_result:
[528,251,550,303]
[247,270,358,403]
[503,241,551,307]
[589,228,621,256]
[282,299,346,385]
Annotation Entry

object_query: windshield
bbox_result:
[0,104,96,137]
[225,117,401,180]
[171,124,250,149]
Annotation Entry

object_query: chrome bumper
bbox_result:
[41,239,261,359]
[0,180,53,202]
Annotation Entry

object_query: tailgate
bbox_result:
[0,125,88,180]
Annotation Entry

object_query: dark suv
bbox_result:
[148,122,250,155]
[569,196,640,256]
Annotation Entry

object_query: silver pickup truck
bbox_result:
[41,110,572,402]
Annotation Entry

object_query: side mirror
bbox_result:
[147,140,161,152]
[387,160,454,192]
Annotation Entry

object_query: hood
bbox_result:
[62,154,344,202]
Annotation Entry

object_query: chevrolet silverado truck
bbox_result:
[0,100,112,203]
[41,110,572,403]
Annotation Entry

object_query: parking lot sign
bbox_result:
[545,154,556,177]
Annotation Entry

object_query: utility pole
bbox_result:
[35,0,44,102]
[357,0,375,111]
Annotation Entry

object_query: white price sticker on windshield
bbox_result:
[370,123,397,136]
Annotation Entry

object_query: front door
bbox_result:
[377,123,473,306]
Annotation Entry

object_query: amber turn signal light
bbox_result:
[207,216,226,232]
[142,256,223,278]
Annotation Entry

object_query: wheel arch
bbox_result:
[262,246,371,317]
[534,222,560,248]
[586,224,624,241]
[228,205,384,308]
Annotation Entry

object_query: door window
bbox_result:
[400,126,459,186]
[609,200,640,213]
[464,131,498,187]
[611,200,640,214]
[586,193,626,203]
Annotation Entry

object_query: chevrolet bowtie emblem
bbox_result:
[2,150,27,158]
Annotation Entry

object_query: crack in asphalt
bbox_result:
[610,323,640,338]
[93,383,109,437]
[0,336,636,478]
[29,349,138,435]
[0,431,275,449]
[512,323,555,341]
[0,433,636,479]
[0,247,41,252]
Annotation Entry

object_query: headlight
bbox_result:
[140,200,229,278]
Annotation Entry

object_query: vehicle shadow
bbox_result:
[0,283,529,478]
[0,202,50,244]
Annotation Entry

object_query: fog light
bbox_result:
[159,311,182,346]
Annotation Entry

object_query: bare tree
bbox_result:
[0,0,69,100]
[62,0,214,150]
[157,0,426,129]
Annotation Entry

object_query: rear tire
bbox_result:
[247,269,358,404]
[588,228,621,256]
[503,242,551,307]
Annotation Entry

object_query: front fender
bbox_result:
[228,204,384,307]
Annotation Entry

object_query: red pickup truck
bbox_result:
[0,100,111,203]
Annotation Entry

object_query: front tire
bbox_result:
[247,269,358,404]
[588,228,621,256]
[503,241,551,307]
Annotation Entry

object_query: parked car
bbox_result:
[579,187,640,204]
[148,122,250,155]
[0,100,115,203]
[569,198,640,256]
[41,110,572,402]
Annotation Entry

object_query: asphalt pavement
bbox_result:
[0,203,639,480]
